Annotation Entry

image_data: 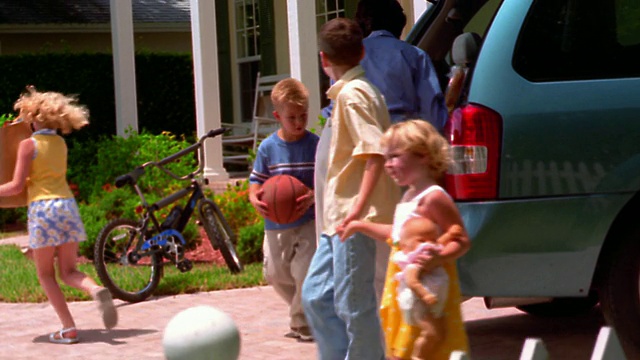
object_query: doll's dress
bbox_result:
[392,241,449,325]
[380,185,469,359]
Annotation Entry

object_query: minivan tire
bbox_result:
[516,294,598,317]
[599,227,640,359]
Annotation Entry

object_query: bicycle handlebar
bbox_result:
[114,127,228,188]
[156,127,228,167]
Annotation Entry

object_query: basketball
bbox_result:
[261,174,309,224]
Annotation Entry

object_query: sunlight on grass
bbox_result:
[0,245,265,303]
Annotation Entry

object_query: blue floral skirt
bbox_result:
[28,198,86,249]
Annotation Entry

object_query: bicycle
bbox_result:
[93,128,243,303]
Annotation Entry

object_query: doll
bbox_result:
[393,216,465,356]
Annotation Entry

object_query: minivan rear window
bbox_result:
[513,0,640,81]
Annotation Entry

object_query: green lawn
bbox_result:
[0,244,265,303]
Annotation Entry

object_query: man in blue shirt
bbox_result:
[321,0,447,130]
[357,0,447,129]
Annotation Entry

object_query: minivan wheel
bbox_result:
[516,293,598,317]
[599,228,640,359]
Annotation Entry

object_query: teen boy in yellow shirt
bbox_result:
[301,18,400,360]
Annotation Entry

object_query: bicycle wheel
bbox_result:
[94,218,162,303]
[199,199,243,273]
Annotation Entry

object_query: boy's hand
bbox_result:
[293,189,314,221]
[249,187,269,218]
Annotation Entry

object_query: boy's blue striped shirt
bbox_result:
[250,131,319,230]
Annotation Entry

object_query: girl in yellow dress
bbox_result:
[339,119,470,359]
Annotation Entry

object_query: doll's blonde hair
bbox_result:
[13,86,89,134]
[381,119,451,178]
[271,78,309,111]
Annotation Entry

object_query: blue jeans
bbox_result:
[301,233,384,360]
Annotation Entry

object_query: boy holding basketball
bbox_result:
[301,18,400,360]
[249,77,319,342]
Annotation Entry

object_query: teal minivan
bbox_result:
[409,0,640,357]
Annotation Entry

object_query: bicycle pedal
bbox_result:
[177,259,192,273]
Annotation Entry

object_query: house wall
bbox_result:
[0,32,192,55]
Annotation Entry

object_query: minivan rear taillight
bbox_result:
[444,104,502,201]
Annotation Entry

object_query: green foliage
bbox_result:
[237,219,265,264]
[69,130,196,202]
[211,179,264,264]
[0,113,16,127]
[213,180,261,233]
[72,131,200,258]
[318,114,327,128]
[77,201,109,258]
[0,208,27,230]
[0,53,196,142]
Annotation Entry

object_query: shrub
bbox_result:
[236,219,265,264]
[0,207,27,231]
[212,180,261,232]
[0,53,198,142]
[74,131,201,258]
[69,130,196,203]
[212,180,264,264]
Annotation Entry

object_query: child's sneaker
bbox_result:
[92,287,118,329]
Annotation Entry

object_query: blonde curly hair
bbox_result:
[381,119,451,178]
[13,86,89,134]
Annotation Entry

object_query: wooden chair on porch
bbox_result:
[222,72,289,176]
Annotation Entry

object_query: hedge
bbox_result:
[0,52,198,142]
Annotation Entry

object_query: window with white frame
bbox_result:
[316,0,346,32]
[234,0,261,123]
[316,0,346,108]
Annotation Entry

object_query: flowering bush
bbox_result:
[72,131,200,258]
[212,180,264,263]
[212,180,260,233]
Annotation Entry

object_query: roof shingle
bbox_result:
[0,0,190,25]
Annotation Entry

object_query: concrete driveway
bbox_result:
[0,286,605,360]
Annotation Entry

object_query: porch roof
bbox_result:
[0,0,190,24]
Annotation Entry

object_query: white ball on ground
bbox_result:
[163,305,241,360]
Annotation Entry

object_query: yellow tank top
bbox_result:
[27,133,73,202]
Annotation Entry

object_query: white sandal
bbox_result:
[49,327,79,344]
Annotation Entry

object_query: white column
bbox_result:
[109,0,138,137]
[190,0,229,181]
[286,1,321,130]
[412,0,429,24]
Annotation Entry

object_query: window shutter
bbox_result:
[344,0,357,18]
[258,0,276,76]
[215,1,233,122]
